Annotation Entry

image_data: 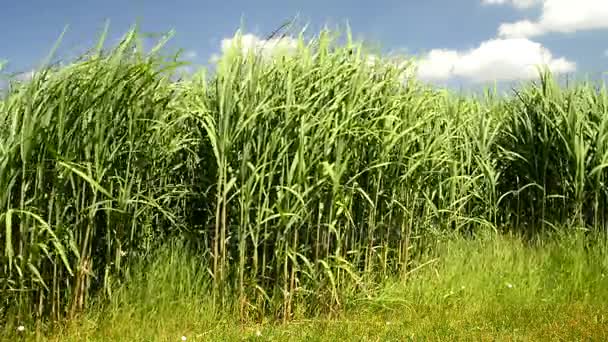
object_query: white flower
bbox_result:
[506,283,513,289]
[256,330,262,337]
[181,336,187,341]
[17,325,25,332]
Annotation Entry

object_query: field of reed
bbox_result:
[1,26,607,339]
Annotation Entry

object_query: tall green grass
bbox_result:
[0,27,198,323]
[498,73,608,233]
[1,25,607,328]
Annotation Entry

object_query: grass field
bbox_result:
[7,232,608,340]
[2,25,608,340]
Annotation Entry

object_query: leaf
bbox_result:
[2,210,14,265]
[27,262,49,291]
[57,161,112,199]
[13,209,73,275]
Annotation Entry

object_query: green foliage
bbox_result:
[5,233,607,341]
[1,25,607,330]
[0,27,197,322]
[498,71,608,232]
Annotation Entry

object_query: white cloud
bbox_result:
[498,20,547,38]
[183,50,197,60]
[496,0,608,38]
[416,38,575,83]
[482,0,541,9]
[15,70,35,82]
[211,33,299,63]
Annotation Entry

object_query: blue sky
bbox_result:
[1,0,607,86]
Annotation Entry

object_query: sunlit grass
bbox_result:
[6,232,605,341]
[1,24,608,339]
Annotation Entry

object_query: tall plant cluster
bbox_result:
[1,27,607,324]
[497,73,608,233]
[184,32,489,318]
[0,30,197,321]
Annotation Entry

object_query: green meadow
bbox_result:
[1,26,608,340]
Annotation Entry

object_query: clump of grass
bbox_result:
[181,28,520,320]
[497,71,608,233]
[372,229,608,308]
[0,26,198,324]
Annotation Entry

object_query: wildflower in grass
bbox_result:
[256,329,262,337]
[181,336,187,341]
[506,283,513,289]
[17,325,25,332]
